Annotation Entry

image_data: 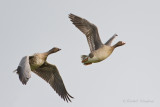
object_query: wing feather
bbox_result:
[33,62,73,102]
[105,34,118,45]
[69,13,103,52]
[15,56,31,85]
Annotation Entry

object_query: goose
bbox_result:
[14,47,73,102]
[69,13,125,65]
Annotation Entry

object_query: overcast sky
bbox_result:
[1,0,160,107]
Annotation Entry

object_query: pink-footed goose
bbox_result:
[14,47,73,102]
[69,13,125,65]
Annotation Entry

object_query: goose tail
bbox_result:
[81,55,92,65]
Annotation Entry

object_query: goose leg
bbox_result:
[84,63,92,65]
[82,58,88,63]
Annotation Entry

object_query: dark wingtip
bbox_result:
[68,13,77,20]
[69,13,73,16]
[63,93,74,103]
[68,13,71,17]
[69,13,73,19]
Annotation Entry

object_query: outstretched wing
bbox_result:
[105,34,118,46]
[69,13,103,52]
[33,62,73,102]
[15,56,31,85]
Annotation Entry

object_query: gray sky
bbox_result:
[1,0,160,107]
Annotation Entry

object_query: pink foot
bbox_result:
[82,58,88,63]
[84,63,92,65]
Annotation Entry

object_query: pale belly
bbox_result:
[30,58,45,71]
[86,46,114,63]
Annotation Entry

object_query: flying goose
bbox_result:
[14,47,73,102]
[69,13,125,65]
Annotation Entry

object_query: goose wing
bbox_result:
[105,34,118,45]
[33,62,73,102]
[15,56,31,85]
[69,13,103,52]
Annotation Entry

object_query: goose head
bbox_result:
[113,41,125,48]
[48,47,61,55]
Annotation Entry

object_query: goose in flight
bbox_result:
[69,13,125,65]
[14,47,73,102]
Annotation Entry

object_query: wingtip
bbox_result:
[68,13,72,16]
[114,33,118,36]
[68,13,74,19]
[69,94,74,99]
[63,93,74,103]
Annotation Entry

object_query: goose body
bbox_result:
[29,53,47,71]
[85,45,114,63]
[14,47,73,102]
[69,13,125,65]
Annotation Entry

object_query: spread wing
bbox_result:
[33,62,73,102]
[15,56,31,85]
[105,34,118,46]
[69,13,103,52]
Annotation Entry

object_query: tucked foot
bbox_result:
[82,57,88,63]
[84,63,92,65]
